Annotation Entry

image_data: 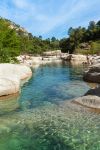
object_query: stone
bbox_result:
[85,86,100,97]
[71,54,87,63]
[0,78,20,96]
[0,64,32,80]
[83,63,100,83]
[74,95,100,109]
[0,64,32,97]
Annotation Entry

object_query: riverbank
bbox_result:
[16,53,100,67]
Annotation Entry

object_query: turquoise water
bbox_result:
[19,62,90,110]
[0,62,100,150]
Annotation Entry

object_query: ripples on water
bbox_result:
[0,62,100,150]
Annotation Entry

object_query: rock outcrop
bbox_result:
[61,54,87,64]
[0,78,20,96]
[74,63,100,110]
[0,64,32,97]
[83,63,100,83]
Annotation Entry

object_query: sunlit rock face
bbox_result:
[0,64,32,96]
[0,78,20,97]
[0,64,32,80]
[83,63,100,83]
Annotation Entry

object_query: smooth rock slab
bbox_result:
[0,78,20,96]
[0,64,32,97]
[74,95,100,109]
[0,64,32,80]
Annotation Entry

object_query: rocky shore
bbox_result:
[0,53,100,112]
[16,52,100,67]
[74,63,100,111]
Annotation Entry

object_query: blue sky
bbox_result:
[0,0,100,39]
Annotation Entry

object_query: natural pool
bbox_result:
[0,62,100,150]
[19,62,90,109]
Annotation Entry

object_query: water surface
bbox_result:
[0,62,100,150]
[19,62,90,109]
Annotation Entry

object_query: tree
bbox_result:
[51,37,56,42]
[96,21,100,27]
[88,21,96,30]
[68,27,74,36]
[39,35,42,40]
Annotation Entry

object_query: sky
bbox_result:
[0,0,100,39]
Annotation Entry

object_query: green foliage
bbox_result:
[0,17,60,63]
[60,20,100,54]
[0,18,20,62]
[76,40,100,55]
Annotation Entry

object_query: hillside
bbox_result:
[0,17,60,63]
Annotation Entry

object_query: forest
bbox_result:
[0,17,59,62]
[60,20,100,54]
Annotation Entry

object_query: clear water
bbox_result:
[19,62,90,110]
[0,62,100,150]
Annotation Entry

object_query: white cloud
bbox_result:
[29,0,87,34]
[12,0,31,9]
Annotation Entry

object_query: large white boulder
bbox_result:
[0,78,20,96]
[0,64,32,80]
[0,64,32,97]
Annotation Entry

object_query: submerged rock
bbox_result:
[0,93,19,114]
